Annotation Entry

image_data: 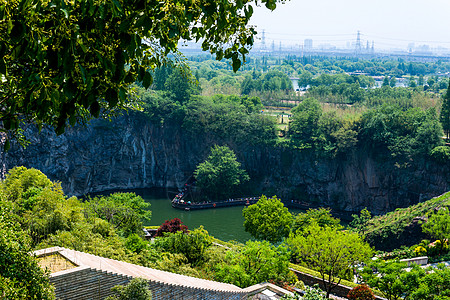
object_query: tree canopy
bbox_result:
[194,145,249,200]
[287,223,373,298]
[242,195,293,243]
[0,0,282,142]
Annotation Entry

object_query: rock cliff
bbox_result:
[2,112,449,214]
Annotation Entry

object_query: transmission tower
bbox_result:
[355,30,362,55]
[261,30,266,50]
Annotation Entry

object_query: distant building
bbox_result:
[304,39,313,50]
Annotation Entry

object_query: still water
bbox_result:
[134,189,304,243]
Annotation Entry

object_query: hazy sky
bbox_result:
[249,0,450,50]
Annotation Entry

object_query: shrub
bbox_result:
[155,218,188,237]
[430,146,450,162]
[414,245,427,256]
[347,284,375,300]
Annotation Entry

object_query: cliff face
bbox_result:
[3,112,450,214]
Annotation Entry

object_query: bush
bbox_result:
[347,284,375,300]
[155,218,188,237]
[430,145,450,162]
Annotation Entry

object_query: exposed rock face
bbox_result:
[3,112,450,214]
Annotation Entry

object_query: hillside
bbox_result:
[364,191,450,251]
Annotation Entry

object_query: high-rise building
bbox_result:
[304,39,313,50]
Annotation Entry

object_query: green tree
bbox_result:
[287,223,373,299]
[105,278,152,300]
[389,76,397,88]
[84,193,151,237]
[440,82,450,140]
[0,0,280,141]
[292,208,340,234]
[214,240,293,288]
[242,195,293,243]
[382,76,390,87]
[289,98,323,147]
[410,265,450,300]
[153,226,212,266]
[360,259,424,300]
[349,208,372,236]
[422,208,450,248]
[0,199,55,299]
[195,145,249,200]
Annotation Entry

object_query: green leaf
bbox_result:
[0,57,6,75]
[232,58,241,72]
[4,139,10,151]
[142,71,153,89]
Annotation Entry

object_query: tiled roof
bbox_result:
[34,247,244,293]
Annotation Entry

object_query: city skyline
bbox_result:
[249,0,450,51]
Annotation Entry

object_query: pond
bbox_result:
[132,188,305,243]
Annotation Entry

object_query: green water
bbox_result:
[134,189,304,243]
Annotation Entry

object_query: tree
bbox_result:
[360,259,424,300]
[347,284,375,300]
[0,0,280,142]
[105,278,152,300]
[242,195,293,243]
[409,265,450,300]
[292,208,341,234]
[440,81,450,140]
[195,145,249,200]
[153,226,212,266]
[287,223,373,299]
[84,193,151,237]
[155,218,188,237]
[389,77,397,88]
[422,208,450,248]
[349,208,372,236]
[0,199,55,299]
[289,98,323,146]
[382,76,390,87]
[214,240,293,288]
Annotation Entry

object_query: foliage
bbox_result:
[84,192,151,237]
[214,240,294,288]
[347,284,375,300]
[409,265,450,300]
[292,208,341,234]
[242,195,293,243]
[422,208,450,250]
[289,98,323,147]
[360,259,424,300]
[155,218,188,237]
[287,223,373,298]
[183,95,276,145]
[194,145,249,200]
[0,0,280,140]
[441,81,450,140]
[349,208,372,236]
[105,278,152,300]
[430,145,450,162]
[362,192,450,251]
[359,104,443,158]
[153,226,212,266]
[302,284,327,300]
[0,198,55,299]
[124,234,148,254]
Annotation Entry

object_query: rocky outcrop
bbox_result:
[3,112,450,214]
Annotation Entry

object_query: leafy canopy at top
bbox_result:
[0,0,284,143]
